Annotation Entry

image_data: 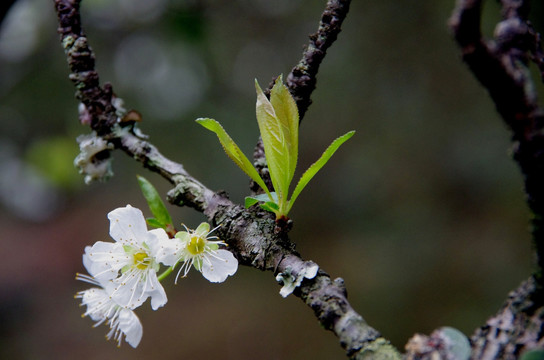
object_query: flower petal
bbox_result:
[84,241,129,280]
[145,228,177,266]
[118,308,143,348]
[195,222,210,237]
[108,205,149,246]
[110,268,167,310]
[77,287,113,322]
[153,236,184,267]
[201,249,238,283]
[147,272,168,310]
[76,284,143,348]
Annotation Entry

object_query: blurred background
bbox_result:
[0,0,542,359]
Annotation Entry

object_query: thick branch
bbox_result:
[450,0,544,274]
[470,276,544,360]
[449,0,536,129]
[449,0,544,357]
[54,0,399,357]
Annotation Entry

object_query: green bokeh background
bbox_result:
[0,0,541,359]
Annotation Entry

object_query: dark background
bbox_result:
[0,0,541,359]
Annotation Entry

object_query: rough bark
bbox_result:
[470,276,544,359]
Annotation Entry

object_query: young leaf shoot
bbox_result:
[197,76,354,220]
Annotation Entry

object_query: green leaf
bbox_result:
[196,118,271,198]
[245,192,278,208]
[245,196,261,208]
[260,201,280,213]
[287,131,355,214]
[255,76,298,210]
[520,350,544,360]
[137,175,173,228]
[269,75,299,185]
[146,217,165,229]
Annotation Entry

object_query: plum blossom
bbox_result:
[84,205,170,310]
[156,222,238,283]
[75,274,143,348]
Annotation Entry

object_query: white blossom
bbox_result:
[84,205,169,310]
[75,274,143,348]
[156,222,238,283]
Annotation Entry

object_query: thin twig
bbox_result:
[286,0,352,121]
[251,0,352,194]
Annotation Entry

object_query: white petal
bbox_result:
[84,241,129,280]
[146,228,169,244]
[82,245,92,273]
[77,287,113,322]
[147,272,168,310]
[108,205,148,246]
[110,269,145,309]
[201,249,238,283]
[152,237,184,266]
[145,228,178,265]
[110,269,167,310]
[118,308,143,348]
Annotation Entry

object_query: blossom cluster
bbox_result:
[76,205,238,347]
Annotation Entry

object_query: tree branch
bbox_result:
[54,0,400,357]
[450,0,544,275]
[470,275,544,359]
[449,0,544,358]
[286,0,351,121]
[251,0,352,194]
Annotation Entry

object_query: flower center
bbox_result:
[133,251,150,270]
[187,235,206,255]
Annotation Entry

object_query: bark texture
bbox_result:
[471,276,544,359]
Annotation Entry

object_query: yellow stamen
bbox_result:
[187,235,206,255]
[133,252,149,270]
